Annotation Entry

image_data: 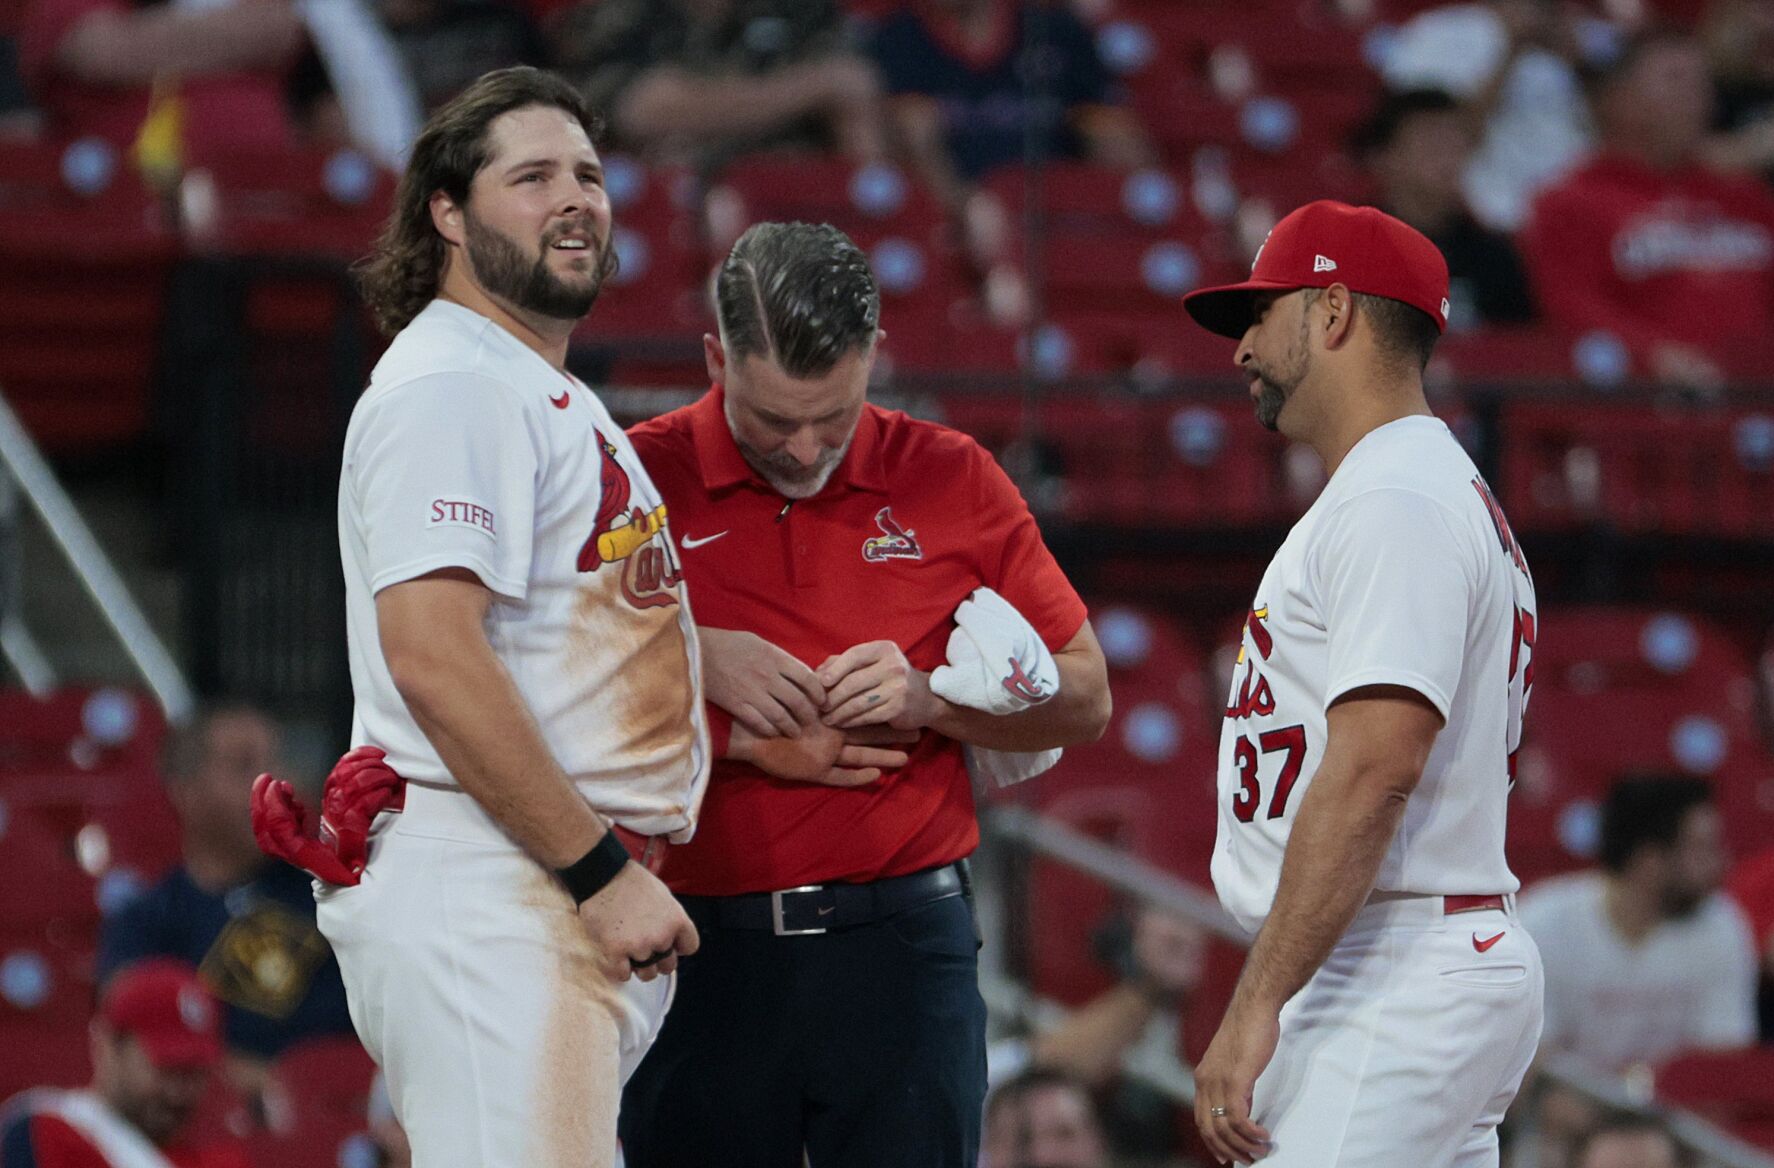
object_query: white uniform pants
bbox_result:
[1251,894,1544,1168]
[316,784,673,1168]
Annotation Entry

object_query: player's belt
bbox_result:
[677,863,966,937]
[1368,891,1509,914]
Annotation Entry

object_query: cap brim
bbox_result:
[1182,279,1304,339]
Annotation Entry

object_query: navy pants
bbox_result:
[619,892,988,1168]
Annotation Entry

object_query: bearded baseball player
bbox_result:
[1179,201,1543,1167]
[266,67,709,1168]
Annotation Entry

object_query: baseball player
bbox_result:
[281,67,708,1168]
[1178,201,1543,1167]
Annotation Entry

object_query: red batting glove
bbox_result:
[251,773,362,886]
[318,746,403,874]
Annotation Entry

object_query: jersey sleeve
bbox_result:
[971,445,1088,650]
[1313,488,1477,719]
[348,374,543,601]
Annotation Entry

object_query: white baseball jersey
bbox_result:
[1212,415,1536,935]
[338,299,710,839]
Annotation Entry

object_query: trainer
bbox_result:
[617,221,1113,1168]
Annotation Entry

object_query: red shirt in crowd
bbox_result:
[628,388,1088,896]
[17,0,295,152]
[0,1109,249,1168]
[1521,152,1774,372]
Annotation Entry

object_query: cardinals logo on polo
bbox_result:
[862,507,922,562]
[576,429,681,609]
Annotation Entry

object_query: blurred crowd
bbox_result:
[0,0,1772,381]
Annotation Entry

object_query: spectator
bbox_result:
[0,959,247,1168]
[1519,776,1757,1075]
[550,0,884,164]
[17,0,305,155]
[867,0,1154,323]
[97,703,355,1118]
[1353,88,1537,326]
[379,0,546,114]
[981,1068,1108,1168]
[1521,29,1774,388]
[1572,1114,1686,1168]
[1379,0,1595,230]
[1699,0,1774,179]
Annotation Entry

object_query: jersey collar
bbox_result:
[688,386,889,496]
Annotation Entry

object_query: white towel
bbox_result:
[929,588,1064,792]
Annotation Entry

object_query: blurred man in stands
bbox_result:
[1571,1114,1685,1168]
[866,0,1154,324]
[98,703,354,1121]
[1520,776,1757,1076]
[550,0,884,164]
[17,0,305,153]
[1521,30,1774,388]
[981,1069,1108,1168]
[1700,0,1774,182]
[1378,0,1592,231]
[0,959,247,1168]
[1354,88,1537,328]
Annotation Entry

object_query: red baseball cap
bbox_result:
[1183,200,1451,339]
[99,959,223,1070]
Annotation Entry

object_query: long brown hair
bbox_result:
[355,67,602,336]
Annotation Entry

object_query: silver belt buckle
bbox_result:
[771,884,829,936]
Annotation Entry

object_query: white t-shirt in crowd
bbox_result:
[338,300,709,839]
[1381,3,1592,231]
[1212,416,1537,935]
[1520,872,1758,1072]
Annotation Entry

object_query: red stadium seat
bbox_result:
[247,1037,379,1168]
[177,146,396,260]
[0,142,176,451]
[0,687,167,775]
[1656,1049,1774,1153]
[572,159,711,351]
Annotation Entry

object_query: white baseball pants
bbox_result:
[1250,894,1544,1168]
[316,783,673,1168]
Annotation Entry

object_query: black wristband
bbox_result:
[557,831,630,905]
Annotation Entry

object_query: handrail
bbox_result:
[979,805,1774,1168]
[0,388,195,725]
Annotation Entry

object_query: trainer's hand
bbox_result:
[731,720,915,787]
[699,627,826,737]
[1193,998,1278,1164]
[577,859,699,983]
[817,641,946,731]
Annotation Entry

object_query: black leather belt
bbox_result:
[678,864,965,936]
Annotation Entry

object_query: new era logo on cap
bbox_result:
[1181,201,1452,339]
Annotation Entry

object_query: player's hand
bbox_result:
[817,641,946,731]
[698,627,826,737]
[1193,997,1278,1165]
[731,720,914,787]
[577,859,699,983]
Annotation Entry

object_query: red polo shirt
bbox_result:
[628,388,1087,895]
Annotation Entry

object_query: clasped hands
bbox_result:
[702,629,948,788]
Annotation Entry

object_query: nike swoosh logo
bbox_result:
[816,905,835,916]
[549,390,570,410]
[1473,931,1505,953]
[679,531,729,549]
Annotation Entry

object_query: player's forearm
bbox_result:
[1230,758,1411,1013]
[1027,983,1161,1087]
[382,619,605,869]
[926,647,1111,750]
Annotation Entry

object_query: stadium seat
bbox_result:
[1655,1049,1774,1153]
[247,1036,379,1168]
[177,146,396,260]
[0,687,167,775]
[0,142,176,451]
[572,159,711,356]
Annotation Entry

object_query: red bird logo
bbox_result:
[861,507,922,562]
[577,431,634,573]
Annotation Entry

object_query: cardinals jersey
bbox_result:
[338,300,709,840]
[1212,416,1535,935]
